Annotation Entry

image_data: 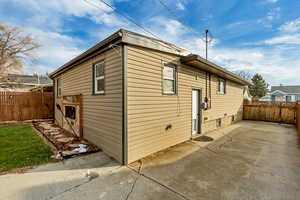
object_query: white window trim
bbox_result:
[162,63,177,95]
[57,78,61,97]
[218,78,226,95]
[94,61,105,94]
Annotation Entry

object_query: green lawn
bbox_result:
[0,125,54,172]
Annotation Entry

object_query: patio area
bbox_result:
[1,120,300,200]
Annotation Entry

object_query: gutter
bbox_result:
[181,54,252,86]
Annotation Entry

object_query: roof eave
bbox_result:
[181,54,252,86]
[49,29,123,79]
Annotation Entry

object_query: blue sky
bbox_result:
[0,0,300,86]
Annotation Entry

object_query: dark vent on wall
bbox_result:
[216,118,222,128]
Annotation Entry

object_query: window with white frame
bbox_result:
[57,78,61,97]
[162,63,176,94]
[218,78,226,94]
[93,61,105,94]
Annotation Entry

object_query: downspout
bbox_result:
[205,72,209,109]
[209,73,211,108]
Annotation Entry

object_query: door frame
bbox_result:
[191,88,202,136]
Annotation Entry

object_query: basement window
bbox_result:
[216,118,222,128]
[218,78,226,94]
[162,63,176,94]
[93,61,105,95]
[65,106,76,120]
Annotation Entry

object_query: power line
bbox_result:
[84,0,161,40]
[83,0,184,53]
[157,0,216,59]
[157,0,205,42]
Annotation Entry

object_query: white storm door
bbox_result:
[192,89,200,135]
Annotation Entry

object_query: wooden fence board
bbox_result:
[296,102,300,134]
[0,91,53,122]
[243,101,296,124]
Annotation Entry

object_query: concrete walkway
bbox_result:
[1,121,300,200]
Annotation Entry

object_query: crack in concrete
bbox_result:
[48,166,123,200]
[127,161,193,200]
[205,146,219,154]
[124,161,143,200]
[124,176,139,200]
[47,178,94,200]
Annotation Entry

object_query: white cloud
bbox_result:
[265,0,280,3]
[1,0,130,74]
[208,46,300,85]
[258,7,280,28]
[1,0,299,85]
[279,18,300,33]
[176,1,185,10]
[171,32,300,85]
[147,17,188,39]
[7,0,125,29]
[264,34,300,45]
[267,7,280,21]
[21,27,84,74]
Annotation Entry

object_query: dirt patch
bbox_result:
[33,121,100,158]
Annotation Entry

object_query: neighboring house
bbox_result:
[270,85,300,102]
[0,73,52,92]
[259,92,271,101]
[49,29,251,164]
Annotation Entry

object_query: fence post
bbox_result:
[279,102,282,123]
[297,101,300,134]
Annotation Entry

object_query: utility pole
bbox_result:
[205,29,209,60]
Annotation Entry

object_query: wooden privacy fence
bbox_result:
[243,101,296,124]
[0,91,53,122]
[296,102,300,134]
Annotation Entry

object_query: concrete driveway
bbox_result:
[1,121,300,200]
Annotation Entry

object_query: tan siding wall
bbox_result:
[54,49,123,162]
[127,45,244,163]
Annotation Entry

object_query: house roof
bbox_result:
[271,85,300,94]
[181,54,251,85]
[1,74,52,85]
[49,29,250,85]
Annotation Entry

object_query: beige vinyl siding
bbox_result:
[126,45,244,163]
[54,48,123,162]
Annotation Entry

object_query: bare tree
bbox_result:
[234,70,253,81]
[0,24,40,78]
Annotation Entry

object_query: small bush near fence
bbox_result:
[0,91,53,122]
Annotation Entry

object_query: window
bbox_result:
[65,106,76,119]
[93,61,105,94]
[162,63,176,94]
[286,96,292,102]
[216,118,222,128]
[218,78,226,94]
[57,78,61,97]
